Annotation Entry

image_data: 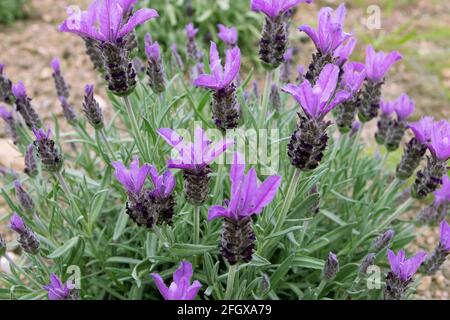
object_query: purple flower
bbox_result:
[283,48,294,62]
[365,45,402,82]
[152,261,202,300]
[32,127,52,142]
[408,116,434,144]
[43,273,72,300]
[185,23,199,39]
[334,38,357,66]
[299,3,351,55]
[148,167,175,199]
[0,63,4,74]
[217,24,238,47]
[440,220,450,251]
[0,105,12,120]
[251,0,312,19]
[59,0,159,44]
[282,64,350,119]
[393,93,415,121]
[194,42,241,91]
[208,152,281,221]
[428,120,450,161]
[341,61,366,96]
[434,175,450,207]
[112,156,151,195]
[387,249,426,282]
[11,81,27,99]
[157,127,234,171]
[145,33,160,61]
[380,100,395,116]
[9,213,26,233]
[50,58,61,73]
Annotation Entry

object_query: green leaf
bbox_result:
[171,244,216,257]
[47,236,80,259]
[293,256,325,270]
[113,209,129,241]
[269,255,294,290]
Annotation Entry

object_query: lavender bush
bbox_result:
[0,0,449,301]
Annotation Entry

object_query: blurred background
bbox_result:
[0,0,449,299]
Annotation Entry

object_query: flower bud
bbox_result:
[323,252,339,281]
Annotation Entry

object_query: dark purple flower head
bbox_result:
[185,23,199,39]
[50,58,61,73]
[394,93,415,121]
[380,100,395,116]
[148,167,175,199]
[59,0,159,44]
[157,127,234,171]
[439,220,450,251]
[0,105,12,120]
[408,116,434,144]
[217,24,238,47]
[144,33,160,61]
[365,45,402,82]
[334,38,357,66]
[299,3,351,55]
[208,152,282,221]
[283,48,294,62]
[0,63,4,74]
[43,273,71,300]
[12,81,27,99]
[251,0,312,19]
[434,175,450,207]
[428,120,450,161]
[282,64,350,119]
[387,249,426,281]
[194,42,241,91]
[112,156,151,195]
[152,261,202,300]
[32,127,52,142]
[9,213,26,233]
[341,61,366,95]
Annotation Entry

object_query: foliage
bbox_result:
[0,0,28,25]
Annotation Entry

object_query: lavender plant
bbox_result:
[0,0,448,301]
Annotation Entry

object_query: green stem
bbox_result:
[274,169,301,233]
[123,96,148,161]
[193,206,200,245]
[314,279,327,300]
[99,128,117,161]
[5,255,42,288]
[225,264,238,300]
[54,171,83,225]
[258,70,274,127]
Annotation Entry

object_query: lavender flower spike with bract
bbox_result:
[282,64,350,171]
[358,46,402,122]
[301,3,352,82]
[396,116,434,180]
[384,249,426,300]
[185,23,202,63]
[51,58,70,99]
[158,127,234,205]
[14,180,34,213]
[208,152,281,264]
[58,96,78,126]
[194,42,241,130]
[113,157,175,228]
[0,105,18,144]
[412,120,450,199]
[334,62,366,133]
[152,261,202,300]
[423,220,450,275]
[0,64,14,104]
[24,144,38,178]
[44,273,78,300]
[374,100,395,145]
[385,94,415,151]
[323,252,339,280]
[83,84,104,130]
[9,213,39,254]
[171,44,185,72]
[12,81,42,130]
[60,0,159,96]
[217,24,238,49]
[33,127,63,173]
[253,0,312,69]
[280,48,294,83]
[145,33,166,94]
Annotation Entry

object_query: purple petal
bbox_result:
[185,280,202,300]
[118,8,159,39]
[250,175,282,215]
[152,273,170,300]
[207,205,230,221]
[157,128,186,153]
[173,261,193,284]
[230,152,245,194]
